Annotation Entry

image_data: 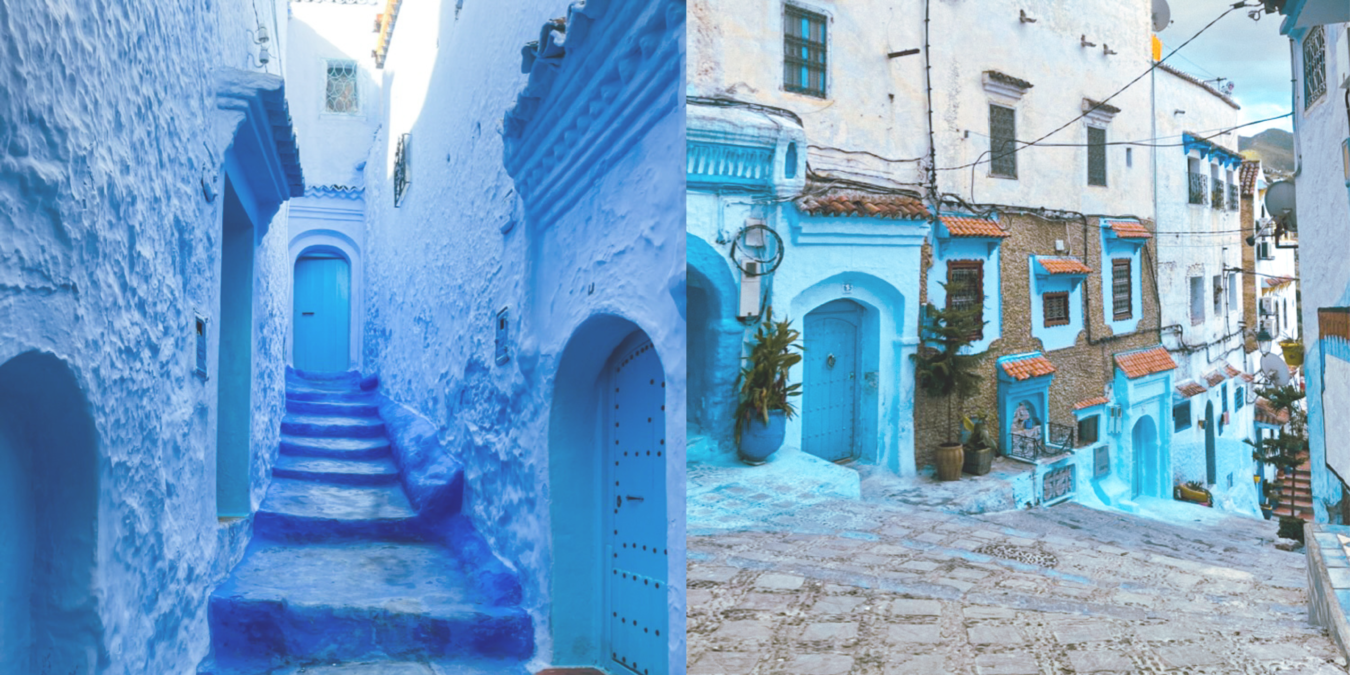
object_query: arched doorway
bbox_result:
[0,352,100,673]
[803,299,863,462]
[1204,401,1216,485]
[686,236,740,454]
[1132,415,1159,498]
[687,269,714,434]
[292,249,352,373]
[549,317,670,675]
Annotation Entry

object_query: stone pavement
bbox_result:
[688,495,1347,674]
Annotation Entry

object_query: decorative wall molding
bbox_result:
[1082,98,1120,126]
[213,68,305,232]
[687,142,775,190]
[503,0,685,228]
[982,70,1033,104]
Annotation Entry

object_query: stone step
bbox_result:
[287,397,381,417]
[274,455,400,486]
[255,479,420,542]
[207,542,533,670]
[200,659,531,675]
[281,435,391,460]
[287,386,376,402]
[282,413,387,439]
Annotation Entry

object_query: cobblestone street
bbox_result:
[688,490,1347,675]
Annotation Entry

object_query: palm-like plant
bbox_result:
[912,286,985,444]
[734,307,803,444]
[1246,383,1308,474]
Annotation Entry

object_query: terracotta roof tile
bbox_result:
[1157,62,1241,110]
[1038,256,1092,275]
[1264,276,1295,290]
[1256,397,1291,426]
[1176,380,1207,398]
[1001,353,1056,381]
[797,193,929,220]
[942,216,1009,238]
[1241,372,1255,382]
[1240,160,1261,194]
[1074,395,1110,410]
[1203,370,1226,387]
[1224,364,1243,379]
[1084,98,1121,114]
[1114,347,1177,379]
[985,70,1033,91]
[1107,220,1153,239]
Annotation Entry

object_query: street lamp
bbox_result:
[1257,327,1274,356]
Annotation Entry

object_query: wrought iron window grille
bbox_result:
[325,61,359,114]
[1087,127,1107,187]
[1007,421,1075,462]
[1211,183,1225,210]
[1228,183,1239,211]
[1188,172,1207,205]
[783,6,827,98]
[1304,25,1327,109]
[1111,258,1132,321]
[393,133,410,207]
[989,104,1018,179]
[1043,291,1070,327]
[946,260,985,340]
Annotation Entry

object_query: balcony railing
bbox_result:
[1229,183,1240,211]
[1005,421,1076,463]
[1188,172,1208,205]
[1211,184,1225,210]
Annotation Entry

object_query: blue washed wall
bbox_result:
[1099,234,1145,336]
[360,0,685,668]
[927,237,1003,354]
[0,0,296,671]
[1028,270,1085,352]
[1111,366,1174,502]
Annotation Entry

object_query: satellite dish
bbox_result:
[1152,0,1171,32]
[1265,179,1296,217]
[1261,352,1291,387]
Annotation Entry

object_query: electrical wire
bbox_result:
[958,112,1293,149]
[938,1,1262,173]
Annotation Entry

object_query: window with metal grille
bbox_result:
[989,104,1018,178]
[1173,401,1191,431]
[1111,258,1131,321]
[1305,25,1327,109]
[1087,126,1107,186]
[1077,415,1099,446]
[1213,274,1223,316]
[1043,291,1070,327]
[393,133,410,207]
[1190,276,1205,325]
[1258,240,1271,260]
[784,5,827,98]
[946,260,985,340]
[325,61,359,114]
[1227,272,1237,313]
[1236,386,1244,411]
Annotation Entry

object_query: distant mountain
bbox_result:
[1238,128,1294,173]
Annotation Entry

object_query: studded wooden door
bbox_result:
[293,255,350,372]
[802,300,861,462]
[605,335,667,675]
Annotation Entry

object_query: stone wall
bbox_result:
[914,213,1161,471]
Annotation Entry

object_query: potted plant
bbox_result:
[1279,339,1304,367]
[734,307,803,465]
[961,414,997,476]
[911,291,984,481]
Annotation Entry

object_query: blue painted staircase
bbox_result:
[200,371,532,675]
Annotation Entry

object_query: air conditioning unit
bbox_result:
[1260,297,1275,315]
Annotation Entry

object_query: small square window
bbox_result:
[1043,291,1070,327]
[784,6,827,98]
[1173,401,1191,431]
[325,61,359,114]
[1077,415,1099,446]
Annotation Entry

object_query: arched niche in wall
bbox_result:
[0,351,102,674]
[549,314,672,675]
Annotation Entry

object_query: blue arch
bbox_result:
[0,351,102,673]
[686,236,741,456]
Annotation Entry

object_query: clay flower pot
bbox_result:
[936,442,964,481]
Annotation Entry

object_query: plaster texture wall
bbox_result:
[359,0,686,669]
[1288,19,1350,522]
[0,0,295,672]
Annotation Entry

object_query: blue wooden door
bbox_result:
[803,300,861,462]
[293,255,350,373]
[606,335,667,675]
[1205,401,1216,484]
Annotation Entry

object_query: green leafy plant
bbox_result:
[734,307,803,444]
[961,414,998,453]
[1246,384,1308,474]
[912,287,985,444]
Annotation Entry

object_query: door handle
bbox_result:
[826,354,836,369]
[626,495,645,503]
[302,312,315,316]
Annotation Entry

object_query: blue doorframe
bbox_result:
[605,332,667,675]
[1205,401,1216,485]
[293,254,351,373]
[217,176,254,518]
[803,299,863,462]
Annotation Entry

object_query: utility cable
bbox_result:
[938,1,1262,173]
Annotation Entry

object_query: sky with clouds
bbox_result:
[1163,1,1294,135]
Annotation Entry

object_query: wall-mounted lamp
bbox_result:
[1256,326,1274,356]
[1019,9,1037,23]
